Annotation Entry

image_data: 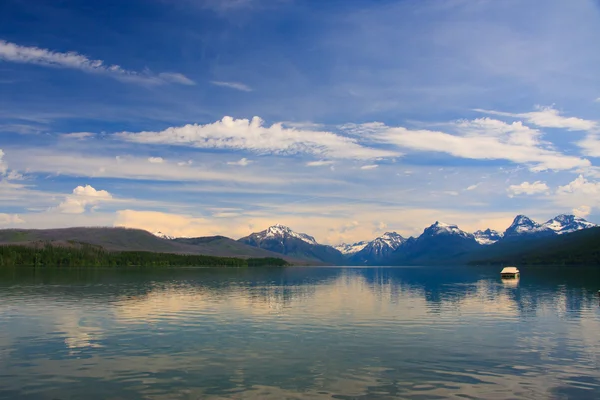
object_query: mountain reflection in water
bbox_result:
[0,265,599,399]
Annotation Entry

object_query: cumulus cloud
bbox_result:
[475,106,597,131]
[360,164,379,170]
[57,185,112,214]
[369,118,589,171]
[227,157,251,166]
[0,213,24,226]
[556,175,600,195]
[573,205,592,218]
[115,116,398,160]
[210,81,252,91]
[148,157,164,164]
[507,181,549,197]
[306,160,335,167]
[0,40,195,85]
[114,210,217,238]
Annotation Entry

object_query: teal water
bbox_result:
[0,265,599,399]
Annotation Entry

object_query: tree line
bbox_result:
[0,242,288,267]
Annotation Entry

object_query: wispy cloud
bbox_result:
[360,164,378,170]
[0,40,195,86]
[115,116,398,160]
[306,160,334,167]
[158,72,196,86]
[60,132,94,140]
[367,117,590,171]
[474,106,597,132]
[210,81,252,92]
[227,157,251,166]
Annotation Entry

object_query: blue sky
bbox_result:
[1,0,600,244]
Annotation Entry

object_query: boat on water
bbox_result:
[500,266,520,279]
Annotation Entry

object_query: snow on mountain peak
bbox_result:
[153,231,176,240]
[423,221,472,239]
[373,232,405,249]
[542,214,596,234]
[263,224,318,245]
[473,229,503,245]
[335,241,369,255]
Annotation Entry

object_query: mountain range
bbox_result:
[1,213,594,267]
[210,214,596,265]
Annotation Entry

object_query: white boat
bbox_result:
[500,266,520,279]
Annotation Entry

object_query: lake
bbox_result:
[0,265,599,399]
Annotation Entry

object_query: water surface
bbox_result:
[0,265,599,399]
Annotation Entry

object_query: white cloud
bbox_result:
[57,185,113,214]
[114,210,219,238]
[577,134,600,157]
[475,106,597,131]
[466,183,480,191]
[227,157,251,166]
[115,116,398,160]
[157,72,196,85]
[60,132,94,140]
[0,40,194,85]
[0,149,6,175]
[573,205,592,218]
[0,213,24,226]
[210,81,252,92]
[556,175,600,195]
[8,149,296,185]
[306,160,335,167]
[507,181,549,197]
[369,118,590,171]
[360,164,379,170]
[148,157,164,164]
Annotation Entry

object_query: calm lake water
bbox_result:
[0,266,599,400]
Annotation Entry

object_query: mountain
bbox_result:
[384,222,481,265]
[541,214,596,235]
[238,224,345,265]
[502,215,555,239]
[334,241,369,255]
[471,227,600,266]
[349,232,405,265]
[0,227,305,263]
[153,231,177,240]
[473,229,504,245]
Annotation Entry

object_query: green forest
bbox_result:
[0,243,288,267]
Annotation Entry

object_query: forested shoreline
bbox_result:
[0,243,288,267]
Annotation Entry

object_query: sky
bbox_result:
[1,0,600,245]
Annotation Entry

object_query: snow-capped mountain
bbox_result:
[335,241,369,255]
[349,232,405,264]
[473,229,504,245]
[238,224,345,265]
[422,221,474,239]
[541,214,596,235]
[259,224,318,245]
[383,221,479,265]
[153,231,177,240]
[503,215,555,239]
